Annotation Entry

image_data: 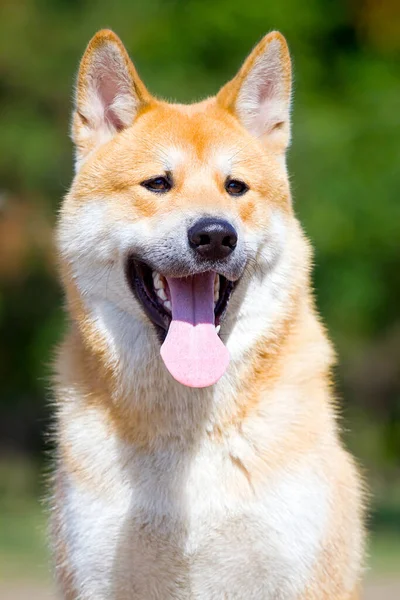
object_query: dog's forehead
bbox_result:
[152,144,235,176]
[127,101,261,172]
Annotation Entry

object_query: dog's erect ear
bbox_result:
[72,29,151,170]
[217,32,292,150]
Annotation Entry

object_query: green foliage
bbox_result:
[0,0,399,475]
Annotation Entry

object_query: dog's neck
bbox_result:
[58,285,330,453]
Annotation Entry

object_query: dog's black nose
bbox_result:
[188,218,238,260]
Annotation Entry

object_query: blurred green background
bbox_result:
[0,0,399,596]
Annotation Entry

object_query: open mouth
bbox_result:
[126,258,236,388]
[126,259,235,337]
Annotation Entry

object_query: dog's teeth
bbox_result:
[157,288,167,301]
[152,270,171,308]
[152,271,162,289]
[215,325,221,334]
[214,275,220,303]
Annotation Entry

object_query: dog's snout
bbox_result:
[188,218,238,261]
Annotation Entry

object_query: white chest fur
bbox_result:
[59,431,329,600]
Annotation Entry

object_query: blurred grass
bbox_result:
[369,531,400,576]
[0,459,50,583]
[0,458,399,584]
[0,497,50,582]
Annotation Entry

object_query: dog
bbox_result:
[51,29,365,599]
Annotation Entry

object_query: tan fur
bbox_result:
[51,29,365,599]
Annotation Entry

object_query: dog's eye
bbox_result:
[225,178,249,197]
[141,176,172,193]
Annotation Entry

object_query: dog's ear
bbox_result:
[72,30,151,170]
[217,32,292,151]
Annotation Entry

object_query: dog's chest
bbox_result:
[65,442,329,599]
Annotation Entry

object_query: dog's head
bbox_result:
[58,30,306,389]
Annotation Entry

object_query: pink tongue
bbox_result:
[160,272,230,388]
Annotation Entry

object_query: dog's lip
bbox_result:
[126,259,170,336]
[125,257,237,340]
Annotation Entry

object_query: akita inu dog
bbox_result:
[52,29,365,599]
